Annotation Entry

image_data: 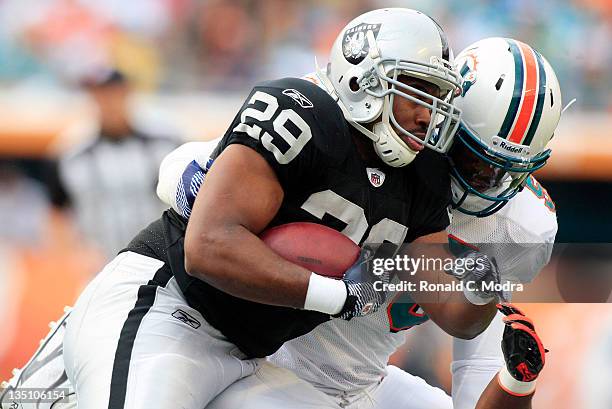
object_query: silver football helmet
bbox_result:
[316,8,463,167]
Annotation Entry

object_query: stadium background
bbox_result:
[0,0,610,408]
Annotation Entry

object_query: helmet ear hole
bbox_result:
[550,89,554,107]
[495,75,504,90]
[349,77,360,92]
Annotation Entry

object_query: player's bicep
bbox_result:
[186,144,284,240]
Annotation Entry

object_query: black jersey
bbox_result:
[126,77,451,358]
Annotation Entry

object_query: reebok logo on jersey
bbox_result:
[282,89,313,109]
[366,168,385,187]
[172,309,201,329]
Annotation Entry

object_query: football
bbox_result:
[260,222,360,279]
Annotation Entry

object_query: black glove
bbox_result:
[497,303,547,382]
[335,279,386,320]
[334,244,392,321]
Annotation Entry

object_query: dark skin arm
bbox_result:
[400,230,498,339]
[184,144,312,308]
[183,147,497,337]
[476,376,534,409]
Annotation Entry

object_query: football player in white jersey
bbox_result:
[155,37,561,409]
[0,34,560,409]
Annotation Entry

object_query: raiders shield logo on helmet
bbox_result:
[342,23,382,64]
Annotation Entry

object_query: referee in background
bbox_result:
[51,68,180,259]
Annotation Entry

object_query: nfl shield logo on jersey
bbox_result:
[366,168,385,187]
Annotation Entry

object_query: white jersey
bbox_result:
[156,143,558,393]
[447,178,558,284]
[270,180,557,393]
[269,295,416,393]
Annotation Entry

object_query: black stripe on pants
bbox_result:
[108,264,171,409]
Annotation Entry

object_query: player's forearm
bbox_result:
[400,235,498,338]
[183,143,315,307]
[475,372,533,409]
[422,300,497,339]
[184,223,312,308]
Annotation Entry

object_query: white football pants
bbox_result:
[206,362,452,409]
[63,251,259,409]
[205,312,505,409]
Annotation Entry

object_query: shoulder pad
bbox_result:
[251,78,353,161]
[501,185,558,243]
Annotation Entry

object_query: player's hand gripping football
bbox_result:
[497,303,547,385]
[334,244,392,321]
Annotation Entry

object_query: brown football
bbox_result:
[260,222,360,279]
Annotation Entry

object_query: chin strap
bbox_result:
[372,122,417,167]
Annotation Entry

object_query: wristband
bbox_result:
[303,273,347,315]
[497,366,536,397]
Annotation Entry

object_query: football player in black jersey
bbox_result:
[56,8,497,409]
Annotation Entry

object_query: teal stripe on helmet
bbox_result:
[498,40,524,139]
[460,61,470,76]
[522,50,547,146]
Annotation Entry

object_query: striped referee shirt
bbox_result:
[59,130,179,258]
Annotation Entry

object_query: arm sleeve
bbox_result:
[451,312,505,409]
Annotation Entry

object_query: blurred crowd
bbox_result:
[0,0,610,109]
